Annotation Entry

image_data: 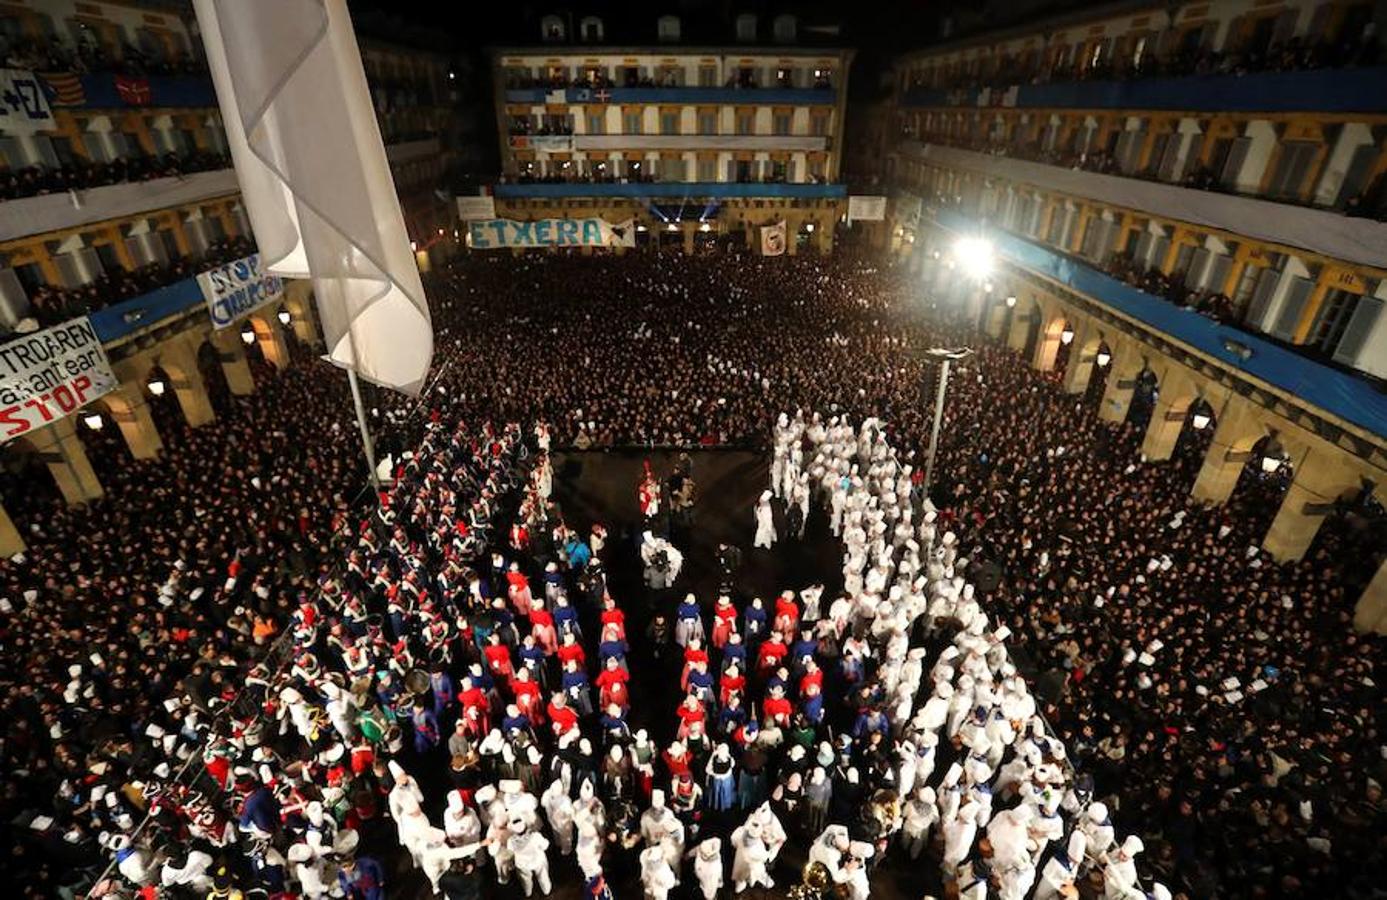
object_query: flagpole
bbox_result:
[346,367,381,490]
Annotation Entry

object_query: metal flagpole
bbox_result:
[347,368,381,489]
[923,358,950,498]
[921,347,973,498]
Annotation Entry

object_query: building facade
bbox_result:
[482,12,853,253]
[0,0,465,550]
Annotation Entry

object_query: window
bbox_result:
[697,110,718,134]
[540,15,565,42]
[696,158,717,181]
[1266,140,1320,200]
[660,111,680,135]
[775,68,793,86]
[735,14,757,42]
[586,112,605,135]
[1131,34,1148,69]
[579,17,603,42]
[772,14,797,43]
[623,111,642,134]
[772,112,792,136]
[810,113,829,137]
[812,68,833,88]
[698,64,717,87]
[661,158,687,181]
[626,159,643,179]
[735,110,754,135]
[808,156,826,181]
[657,16,681,43]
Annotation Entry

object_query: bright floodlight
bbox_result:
[953,237,994,280]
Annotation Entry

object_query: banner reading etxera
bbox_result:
[0,317,118,444]
[468,218,636,250]
[198,254,286,329]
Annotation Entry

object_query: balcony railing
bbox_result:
[900,66,1387,114]
[493,182,846,199]
[0,169,240,242]
[899,142,1387,272]
[934,207,1387,442]
[504,86,836,105]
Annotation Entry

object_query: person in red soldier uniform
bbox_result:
[756,631,789,672]
[762,684,793,729]
[483,633,514,679]
[548,693,579,737]
[719,663,746,707]
[711,595,738,649]
[511,668,545,726]
[681,639,709,692]
[773,591,800,644]
[599,596,626,642]
[675,694,706,739]
[595,658,631,713]
[557,632,586,670]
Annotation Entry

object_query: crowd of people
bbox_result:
[18,236,255,331]
[0,249,1383,899]
[1,152,232,202]
[2,34,206,77]
[1101,252,1237,324]
[907,28,1381,95]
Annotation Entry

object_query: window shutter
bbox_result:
[1269,276,1314,340]
[1219,137,1252,188]
[1332,295,1382,365]
[1242,267,1280,327]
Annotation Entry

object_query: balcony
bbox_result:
[900,66,1387,115]
[933,208,1387,442]
[504,87,836,106]
[0,168,240,242]
[45,71,217,109]
[569,135,828,152]
[87,276,205,344]
[493,182,846,199]
[385,137,443,164]
[900,142,1387,271]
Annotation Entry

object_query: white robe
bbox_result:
[694,847,724,900]
[753,499,777,549]
[730,829,772,889]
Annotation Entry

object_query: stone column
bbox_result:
[107,386,163,460]
[1140,368,1200,460]
[1261,458,1360,562]
[1060,327,1097,394]
[1097,345,1144,423]
[1006,308,1032,353]
[170,366,215,428]
[211,330,256,396]
[815,220,834,255]
[28,417,103,504]
[682,223,696,256]
[1354,559,1387,635]
[0,502,24,556]
[1190,398,1264,505]
[255,318,291,370]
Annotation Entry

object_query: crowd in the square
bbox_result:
[0,249,1382,900]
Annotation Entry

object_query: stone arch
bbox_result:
[1034,311,1073,372]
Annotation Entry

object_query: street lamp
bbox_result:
[277,310,292,326]
[1095,349,1112,367]
[240,326,255,345]
[1005,295,1017,308]
[147,378,166,397]
[1060,327,1075,345]
[952,236,994,280]
[1191,411,1211,430]
[922,347,974,497]
[83,413,103,431]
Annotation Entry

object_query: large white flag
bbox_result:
[192,0,432,394]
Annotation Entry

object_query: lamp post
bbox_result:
[922,347,974,498]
